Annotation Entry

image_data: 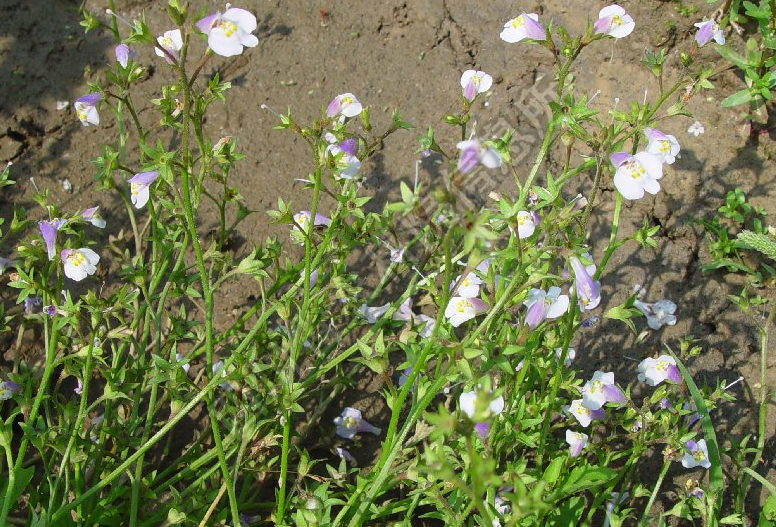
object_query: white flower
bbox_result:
[460,70,493,101]
[74,93,101,126]
[645,128,681,164]
[154,29,183,63]
[61,248,100,281]
[594,5,635,39]
[196,7,258,57]
[555,347,576,367]
[326,93,363,118]
[415,313,435,338]
[516,211,536,238]
[581,371,627,410]
[333,407,381,439]
[564,399,605,427]
[500,13,546,43]
[459,389,505,420]
[637,355,682,386]
[687,120,705,136]
[444,296,488,327]
[633,299,677,330]
[694,19,725,46]
[681,439,711,469]
[610,151,663,200]
[565,429,589,457]
[452,271,484,298]
[523,286,569,328]
[128,171,160,209]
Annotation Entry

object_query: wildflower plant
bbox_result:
[0,2,769,527]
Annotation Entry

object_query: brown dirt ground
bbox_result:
[1,0,775,523]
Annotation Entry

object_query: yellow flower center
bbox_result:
[160,35,173,47]
[692,450,706,462]
[511,15,525,28]
[612,14,623,26]
[656,360,669,372]
[218,20,238,37]
[343,416,358,429]
[456,299,472,313]
[76,106,87,121]
[69,251,86,267]
[589,380,603,394]
[130,182,142,196]
[625,160,645,179]
[658,140,670,153]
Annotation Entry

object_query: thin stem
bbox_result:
[594,192,623,281]
[637,459,670,527]
[177,32,240,525]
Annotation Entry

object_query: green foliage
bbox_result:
[0,4,765,527]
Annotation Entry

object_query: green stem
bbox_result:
[594,192,623,281]
[0,307,59,526]
[637,459,670,527]
[177,34,240,526]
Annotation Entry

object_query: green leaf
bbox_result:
[0,465,34,511]
[549,465,616,501]
[721,88,755,107]
[715,45,752,69]
[669,350,724,513]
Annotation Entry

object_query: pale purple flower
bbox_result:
[61,248,100,282]
[335,447,357,466]
[333,407,381,439]
[80,206,106,228]
[326,139,361,179]
[569,256,601,310]
[581,371,627,410]
[459,388,505,437]
[39,219,67,260]
[594,5,635,38]
[326,93,363,118]
[645,128,681,164]
[460,70,493,102]
[524,286,569,328]
[154,29,183,63]
[415,313,435,338]
[115,43,135,68]
[129,171,160,209]
[565,429,589,457]
[516,211,536,239]
[444,296,488,327]
[610,151,663,200]
[74,93,101,126]
[565,399,606,427]
[0,379,20,400]
[681,439,711,469]
[694,19,725,46]
[682,401,701,428]
[74,378,83,395]
[500,13,545,43]
[359,303,390,323]
[196,7,258,57]
[24,297,42,315]
[394,297,415,323]
[555,347,576,367]
[456,139,502,174]
[633,299,677,330]
[292,211,331,238]
[637,355,682,386]
[389,246,405,263]
[687,120,705,136]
